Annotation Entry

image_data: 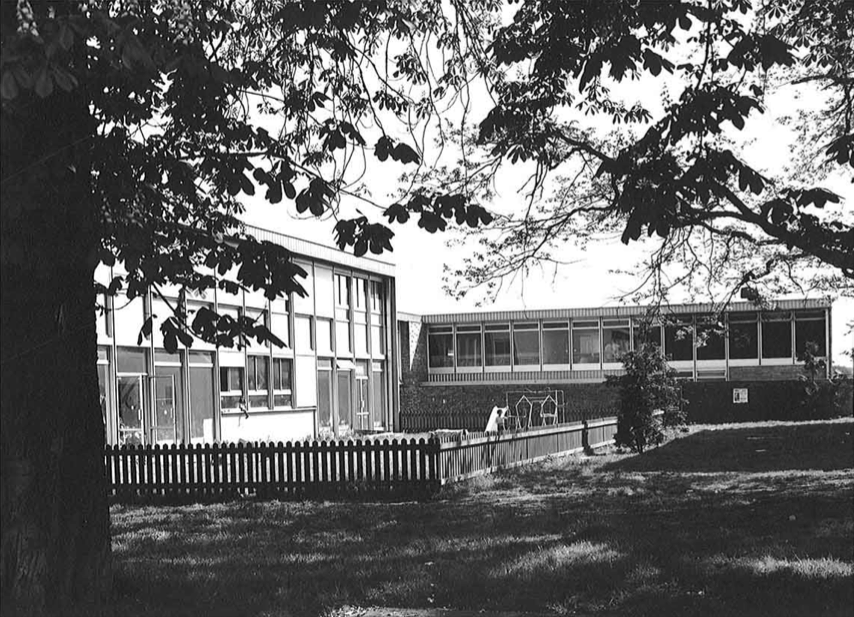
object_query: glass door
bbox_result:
[151,375,177,445]
[355,376,369,432]
[117,375,144,446]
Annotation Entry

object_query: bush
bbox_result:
[799,342,852,419]
[607,343,686,453]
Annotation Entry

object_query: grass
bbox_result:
[109,419,853,617]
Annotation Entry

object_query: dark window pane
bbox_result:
[542,329,569,365]
[729,321,758,359]
[572,329,600,364]
[602,327,630,363]
[456,331,482,367]
[696,323,725,360]
[513,329,540,365]
[762,319,792,359]
[796,317,826,357]
[274,393,292,408]
[273,358,292,391]
[428,334,454,368]
[371,370,385,429]
[248,394,268,408]
[337,371,352,429]
[665,323,693,361]
[484,330,511,366]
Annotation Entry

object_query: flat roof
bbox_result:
[413,298,830,324]
[244,223,395,278]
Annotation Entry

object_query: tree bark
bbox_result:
[1,86,111,615]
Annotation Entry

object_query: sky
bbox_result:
[238,5,853,370]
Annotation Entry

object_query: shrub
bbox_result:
[799,342,852,419]
[607,343,686,453]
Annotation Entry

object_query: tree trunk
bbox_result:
[1,85,111,615]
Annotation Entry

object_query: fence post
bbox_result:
[582,420,590,453]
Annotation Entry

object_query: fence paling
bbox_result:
[106,419,618,500]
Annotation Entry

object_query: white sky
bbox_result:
[238,10,854,369]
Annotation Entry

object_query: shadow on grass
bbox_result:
[603,420,853,473]
[109,420,854,617]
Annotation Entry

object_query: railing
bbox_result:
[106,418,619,501]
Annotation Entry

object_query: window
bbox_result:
[633,320,661,351]
[317,360,333,434]
[456,325,482,367]
[247,355,269,408]
[296,315,314,352]
[572,321,600,365]
[602,320,630,363]
[117,347,146,373]
[270,299,290,348]
[188,352,214,443]
[729,313,758,360]
[97,347,111,439]
[354,278,367,310]
[337,369,352,430]
[484,324,511,367]
[272,358,293,407]
[795,311,826,358]
[317,317,334,355]
[370,281,383,313]
[542,322,569,365]
[513,323,540,366]
[335,273,350,308]
[762,312,792,359]
[371,363,385,430]
[428,326,454,368]
[335,319,350,355]
[219,366,244,411]
[664,319,693,361]
[696,317,725,361]
[371,323,385,356]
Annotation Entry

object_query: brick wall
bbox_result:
[683,380,852,423]
[400,382,618,431]
[729,364,805,381]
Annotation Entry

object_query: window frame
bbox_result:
[427,325,455,372]
[484,324,511,371]
[602,319,631,367]
[542,321,570,370]
[571,320,601,368]
[455,324,483,372]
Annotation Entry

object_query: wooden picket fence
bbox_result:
[105,417,619,502]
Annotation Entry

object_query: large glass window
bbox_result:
[219,366,245,411]
[633,320,662,351]
[270,299,290,349]
[572,321,600,365]
[542,322,569,365]
[354,278,367,310]
[337,370,352,431]
[729,313,758,359]
[602,320,630,363]
[371,363,385,430]
[188,352,214,443]
[456,325,482,367]
[484,324,511,367]
[513,323,540,366]
[428,326,454,368]
[696,317,725,361]
[317,360,333,435]
[795,311,826,357]
[371,323,385,356]
[762,312,792,359]
[664,318,694,361]
[154,352,183,443]
[272,357,293,407]
[247,355,269,408]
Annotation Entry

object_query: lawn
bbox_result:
[109,419,853,617]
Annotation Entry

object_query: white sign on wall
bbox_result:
[733,388,749,404]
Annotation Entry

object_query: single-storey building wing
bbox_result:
[96,224,400,446]
[397,300,833,428]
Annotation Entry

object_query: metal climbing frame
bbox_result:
[503,390,566,429]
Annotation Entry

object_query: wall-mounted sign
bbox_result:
[733,388,749,404]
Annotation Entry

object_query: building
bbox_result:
[398,299,833,428]
[97,224,399,446]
